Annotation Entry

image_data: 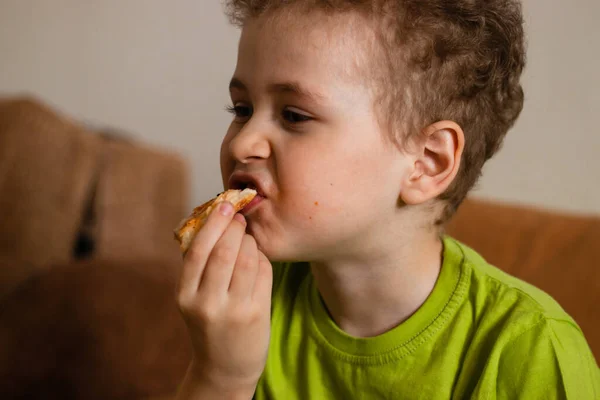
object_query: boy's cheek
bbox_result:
[285,199,347,233]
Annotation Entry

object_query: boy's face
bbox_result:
[220,11,413,262]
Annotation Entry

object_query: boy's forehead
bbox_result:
[236,9,379,87]
[244,8,376,48]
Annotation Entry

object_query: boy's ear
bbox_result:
[400,121,464,205]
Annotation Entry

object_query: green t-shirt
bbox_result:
[255,237,599,399]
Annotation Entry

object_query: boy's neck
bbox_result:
[310,229,443,338]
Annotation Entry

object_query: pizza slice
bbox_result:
[173,188,257,253]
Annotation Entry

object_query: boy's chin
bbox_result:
[258,243,307,264]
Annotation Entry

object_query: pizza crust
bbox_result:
[173,188,257,253]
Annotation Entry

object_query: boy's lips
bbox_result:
[241,194,264,215]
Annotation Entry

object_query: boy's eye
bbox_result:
[226,104,252,120]
[282,108,312,123]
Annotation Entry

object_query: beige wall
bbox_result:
[1,0,598,214]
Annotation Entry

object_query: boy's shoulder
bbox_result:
[449,238,599,397]
[452,236,577,326]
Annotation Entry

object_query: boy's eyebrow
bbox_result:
[229,78,326,103]
[229,78,247,92]
[267,82,326,103]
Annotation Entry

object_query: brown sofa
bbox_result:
[0,97,598,399]
[0,97,191,399]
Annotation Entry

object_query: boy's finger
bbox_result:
[229,233,259,300]
[199,213,247,296]
[252,250,273,307]
[177,202,236,298]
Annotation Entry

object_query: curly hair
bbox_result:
[224,0,526,224]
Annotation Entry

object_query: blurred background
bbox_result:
[0,1,598,399]
[1,0,598,213]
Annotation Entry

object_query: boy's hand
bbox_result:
[176,201,273,397]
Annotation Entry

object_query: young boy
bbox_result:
[175,0,599,398]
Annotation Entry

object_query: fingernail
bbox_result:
[219,202,233,216]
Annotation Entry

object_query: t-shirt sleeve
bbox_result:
[496,319,600,399]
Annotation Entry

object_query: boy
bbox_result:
[176,0,599,398]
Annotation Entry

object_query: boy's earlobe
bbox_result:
[400,121,464,205]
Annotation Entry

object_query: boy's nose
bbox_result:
[228,121,271,164]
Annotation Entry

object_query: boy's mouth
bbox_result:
[228,173,267,198]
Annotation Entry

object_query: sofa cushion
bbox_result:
[0,258,191,400]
